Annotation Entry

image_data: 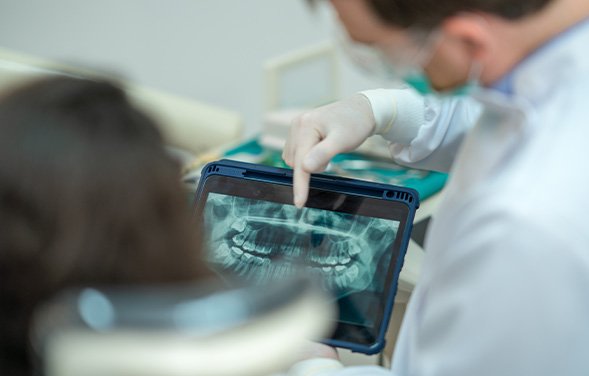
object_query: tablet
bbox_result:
[193,159,419,354]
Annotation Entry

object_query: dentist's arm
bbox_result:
[283,88,481,207]
[362,88,482,172]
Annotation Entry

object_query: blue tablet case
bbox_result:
[193,159,419,354]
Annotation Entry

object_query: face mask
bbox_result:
[337,28,482,97]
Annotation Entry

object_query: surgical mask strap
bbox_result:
[409,29,442,69]
[470,57,483,79]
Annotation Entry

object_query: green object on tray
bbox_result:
[223,139,447,201]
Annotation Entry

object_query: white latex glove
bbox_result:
[282,94,376,208]
[285,342,343,376]
[295,341,340,361]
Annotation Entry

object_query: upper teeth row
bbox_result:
[318,255,351,266]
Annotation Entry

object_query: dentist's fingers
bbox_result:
[293,167,310,208]
[292,125,322,208]
[282,121,300,168]
[302,134,343,173]
[293,133,349,208]
[284,94,377,207]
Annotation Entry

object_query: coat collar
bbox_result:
[489,17,589,106]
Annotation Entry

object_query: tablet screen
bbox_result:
[196,175,410,348]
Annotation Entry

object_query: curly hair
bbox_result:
[0,76,211,375]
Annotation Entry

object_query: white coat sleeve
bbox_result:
[360,89,482,173]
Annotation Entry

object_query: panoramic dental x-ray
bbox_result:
[204,193,399,299]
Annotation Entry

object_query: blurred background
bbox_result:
[0,0,382,138]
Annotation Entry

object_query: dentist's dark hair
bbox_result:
[365,0,555,29]
[308,0,555,29]
[0,76,211,375]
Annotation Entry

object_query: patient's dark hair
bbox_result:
[0,76,211,375]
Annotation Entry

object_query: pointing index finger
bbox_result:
[293,166,310,209]
[292,126,322,208]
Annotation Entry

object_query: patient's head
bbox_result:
[0,76,209,375]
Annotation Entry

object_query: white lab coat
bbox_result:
[288,18,589,376]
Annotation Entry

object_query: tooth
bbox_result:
[254,256,264,265]
[340,257,351,265]
[216,243,231,258]
[268,233,279,249]
[232,233,246,246]
[345,264,359,284]
[348,244,361,256]
[284,263,293,277]
[334,273,347,289]
[243,253,253,261]
[255,267,268,283]
[239,264,251,277]
[329,273,337,287]
[258,245,272,255]
[274,264,287,279]
[222,257,234,268]
[284,236,306,262]
[306,252,319,265]
[322,266,332,273]
[323,277,332,291]
[232,247,243,256]
[243,241,255,251]
[335,265,346,272]
[231,219,247,232]
[326,256,337,265]
[294,246,304,258]
[233,260,247,274]
[220,244,237,268]
[264,263,276,282]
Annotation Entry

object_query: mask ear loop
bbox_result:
[451,12,490,86]
[381,28,441,93]
[468,60,483,85]
[332,22,394,79]
[407,28,443,69]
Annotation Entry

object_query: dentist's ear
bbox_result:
[441,13,495,61]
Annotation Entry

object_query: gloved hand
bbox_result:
[295,341,340,361]
[282,94,376,208]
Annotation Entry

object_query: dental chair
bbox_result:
[32,277,335,376]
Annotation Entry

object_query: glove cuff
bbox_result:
[360,88,425,145]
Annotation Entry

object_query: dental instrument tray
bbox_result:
[192,159,419,354]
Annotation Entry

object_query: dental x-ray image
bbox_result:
[203,193,399,299]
